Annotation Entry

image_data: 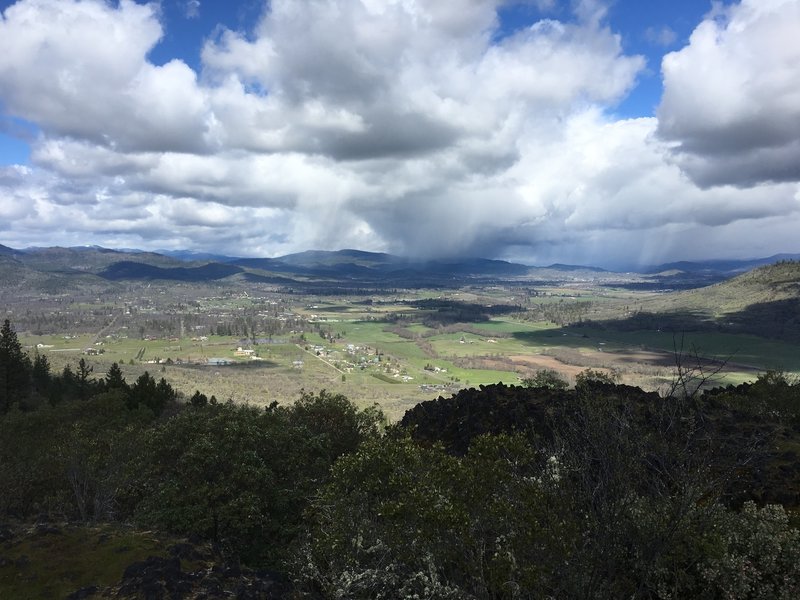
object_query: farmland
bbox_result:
[10,271,798,420]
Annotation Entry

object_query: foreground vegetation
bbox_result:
[4,317,800,597]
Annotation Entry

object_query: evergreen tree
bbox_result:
[105,362,127,390]
[189,390,208,407]
[154,377,177,414]
[127,372,175,415]
[31,352,51,394]
[127,372,157,411]
[0,319,32,412]
[58,364,77,402]
[76,358,94,400]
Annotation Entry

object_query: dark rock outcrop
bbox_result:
[111,547,291,599]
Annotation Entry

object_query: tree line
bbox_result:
[0,318,176,414]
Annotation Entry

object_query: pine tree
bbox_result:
[127,371,157,411]
[154,377,177,414]
[189,390,208,407]
[58,364,77,402]
[76,358,94,400]
[128,371,175,414]
[0,319,32,412]
[31,352,51,394]
[105,362,127,390]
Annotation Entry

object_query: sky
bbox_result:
[1,0,799,269]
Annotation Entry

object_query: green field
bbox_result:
[512,326,800,372]
[15,271,799,421]
[22,308,796,422]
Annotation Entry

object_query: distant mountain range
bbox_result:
[1,243,799,291]
[149,249,800,280]
[0,245,535,290]
[640,254,800,275]
[155,249,241,263]
[0,243,21,257]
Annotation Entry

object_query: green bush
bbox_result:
[127,391,384,566]
[295,433,562,598]
[521,368,568,390]
[0,391,151,521]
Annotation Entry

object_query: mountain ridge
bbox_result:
[2,243,800,289]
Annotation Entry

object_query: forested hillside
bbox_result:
[585,260,800,343]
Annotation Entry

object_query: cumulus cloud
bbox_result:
[0,0,799,266]
[0,166,37,224]
[658,0,800,187]
[359,109,800,261]
[201,0,643,161]
[0,0,209,153]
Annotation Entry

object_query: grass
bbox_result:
[0,524,174,599]
[372,373,401,384]
[464,319,553,335]
[25,313,790,418]
[587,328,800,372]
[17,279,798,422]
[429,333,534,357]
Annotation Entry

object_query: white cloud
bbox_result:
[0,0,210,153]
[0,0,798,266]
[201,0,643,160]
[0,167,37,223]
[658,0,800,187]
[31,138,158,179]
